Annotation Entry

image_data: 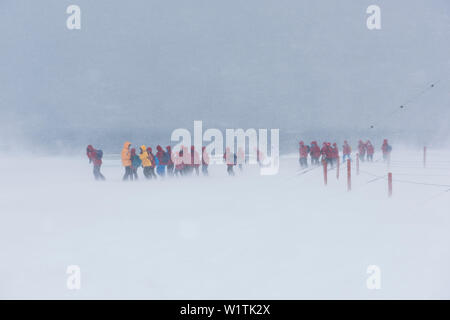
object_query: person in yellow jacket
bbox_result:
[121,141,133,181]
[139,145,155,179]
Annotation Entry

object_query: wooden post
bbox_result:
[388,172,392,197]
[323,160,328,186]
[347,159,351,191]
[356,153,360,175]
[336,157,340,180]
[423,146,427,168]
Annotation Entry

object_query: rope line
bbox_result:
[369,77,450,130]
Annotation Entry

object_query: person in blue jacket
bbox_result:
[155,145,167,177]
[130,148,142,180]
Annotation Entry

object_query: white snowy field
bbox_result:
[0,148,449,299]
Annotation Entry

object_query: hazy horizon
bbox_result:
[1,0,449,153]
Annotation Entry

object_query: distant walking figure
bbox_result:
[86,145,105,180]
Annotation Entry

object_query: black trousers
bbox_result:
[174,168,183,177]
[93,165,105,180]
[132,168,138,180]
[167,164,174,176]
[299,157,308,168]
[123,166,133,181]
[227,165,235,176]
[143,166,153,179]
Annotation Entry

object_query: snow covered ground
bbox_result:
[0,148,449,299]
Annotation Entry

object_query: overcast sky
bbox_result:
[1,0,449,152]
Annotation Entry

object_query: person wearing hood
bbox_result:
[155,145,167,177]
[320,142,329,166]
[180,146,190,175]
[191,146,201,176]
[202,146,210,176]
[121,142,133,181]
[139,145,153,179]
[147,147,158,179]
[298,141,309,168]
[237,147,245,171]
[86,145,96,164]
[366,140,374,162]
[381,139,392,161]
[166,146,174,176]
[130,148,142,180]
[331,143,339,167]
[86,145,105,180]
[342,140,351,163]
[358,140,366,162]
[174,148,185,177]
[310,141,321,166]
[223,147,237,176]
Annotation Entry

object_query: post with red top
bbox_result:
[347,159,351,191]
[423,146,427,168]
[336,157,340,180]
[388,172,393,197]
[323,160,328,186]
[356,153,360,175]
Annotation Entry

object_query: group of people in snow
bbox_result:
[298,139,392,169]
[86,142,267,180]
[86,139,393,180]
[119,142,212,181]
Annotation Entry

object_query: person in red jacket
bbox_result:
[174,148,185,177]
[320,142,327,161]
[381,139,392,162]
[366,140,374,162]
[190,146,201,176]
[182,146,192,175]
[321,142,333,168]
[86,145,105,180]
[342,140,351,163]
[166,146,174,176]
[331,143,339,168]
[358,140,366,162]
[202,146,210,176]
[223,147,236,176]
[146,147,158,179]
[237,147,245,171]
[298,141,310,168]
[86,145,96,163]
[155,145,167,177]
[310,141,321,166]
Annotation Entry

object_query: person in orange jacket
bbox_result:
[121,142,133,181]
[139,145,153,179]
